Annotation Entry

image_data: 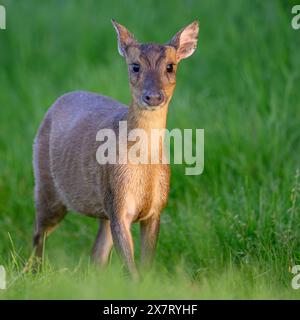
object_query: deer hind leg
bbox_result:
[32,149,67,270]
[33,199,67,260]
[32,190,67,271]
[92,218,113,267]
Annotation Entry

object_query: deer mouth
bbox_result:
[143,104,165,111]
[139,101,165,111]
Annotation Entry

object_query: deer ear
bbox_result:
[111,19,137,57]
[168,21,199,62]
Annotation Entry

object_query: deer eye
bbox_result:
[131,63,140,73]
[166,64,174,73]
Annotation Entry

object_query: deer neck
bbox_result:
[126,102,169,133]
[120,101,169,164]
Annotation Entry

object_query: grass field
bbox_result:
[0,0,300,299]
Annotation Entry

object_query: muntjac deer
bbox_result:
[33,20,199,278]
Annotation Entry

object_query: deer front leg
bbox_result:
[110,216,138,279]
[92,218,113,267]
[140,215,160,270]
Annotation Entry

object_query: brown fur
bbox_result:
[32,20,199,277]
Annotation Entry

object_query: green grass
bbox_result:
[1,0,300,299]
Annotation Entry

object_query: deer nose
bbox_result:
[142,91,164,107]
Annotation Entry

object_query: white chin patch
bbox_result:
[145,105,162,111]
[140,102,164,111]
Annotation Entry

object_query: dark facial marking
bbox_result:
[139,44,166,69]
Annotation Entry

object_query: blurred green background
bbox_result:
[0,0,300,299]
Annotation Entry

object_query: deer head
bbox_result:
[112,19,199,111]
